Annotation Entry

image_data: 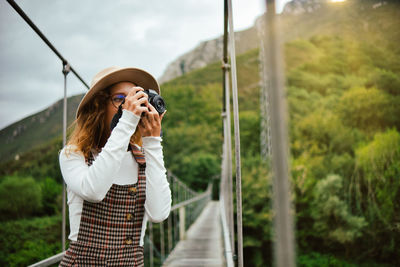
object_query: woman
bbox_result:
[59,66,171,266]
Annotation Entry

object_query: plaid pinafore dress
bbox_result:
[60,145,147,266]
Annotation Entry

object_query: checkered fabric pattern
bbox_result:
[60,145,146,266]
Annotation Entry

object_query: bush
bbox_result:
[40,178,62,215]
[0,215,63,266]
[0,176,42,220]
[7,240,59,267]
[298,252,356,267]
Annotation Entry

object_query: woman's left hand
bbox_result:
[138,103,166,137]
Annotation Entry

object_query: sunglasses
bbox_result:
[110,93,126,109]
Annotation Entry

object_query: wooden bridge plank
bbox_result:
[163,201,225,267]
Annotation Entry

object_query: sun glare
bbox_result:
[330,0,347,2]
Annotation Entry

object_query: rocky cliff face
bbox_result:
[282,0,323,15]
[159,26,259,83]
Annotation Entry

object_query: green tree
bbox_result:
[239,111,260,157]
[354,129,400,258]
[241,157,272,267]
[370,68,400,96]
[180,152,220,191]
[337,87,393,133]
[311,174,367,246]
[291,110,361,180]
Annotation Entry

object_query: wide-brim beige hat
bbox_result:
[76,66,160,118]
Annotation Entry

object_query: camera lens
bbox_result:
[152,95,166,114]
[142,89,166,114]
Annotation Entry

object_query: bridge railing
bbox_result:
[28,171,212,267]
[144,172,212,267]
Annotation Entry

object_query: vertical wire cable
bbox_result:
[227,0,244,265]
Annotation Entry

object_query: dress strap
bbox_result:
[130,144,146,166]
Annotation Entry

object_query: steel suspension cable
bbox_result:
[222,0,235,256]
[226,0,244,266]
[6,0,89,89]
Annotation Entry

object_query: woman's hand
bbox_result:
[138,103,166,137]
[122,87,149,117]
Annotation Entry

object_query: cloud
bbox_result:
[0,0,265,129]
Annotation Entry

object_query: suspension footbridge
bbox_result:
[7,0,295,266]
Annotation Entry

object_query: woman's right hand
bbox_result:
[122,87,149,117]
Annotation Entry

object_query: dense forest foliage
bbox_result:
[1,33,399,266]
[1,2,400,263]
[254,35,400,266]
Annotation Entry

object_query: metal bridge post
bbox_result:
[174,179,179,243]
[160,221,165,260]
[168,213,172,254]
[149,221,154,267]
[179,207,186,240]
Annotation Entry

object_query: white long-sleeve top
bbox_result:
[59,109,171,246]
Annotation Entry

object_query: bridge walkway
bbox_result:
[163,201,225,267]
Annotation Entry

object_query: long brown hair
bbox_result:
[66,87,142,160]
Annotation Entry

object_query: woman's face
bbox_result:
[104,81,136,136]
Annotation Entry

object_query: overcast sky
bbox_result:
[0,0,291,130]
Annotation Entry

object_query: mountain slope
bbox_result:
[0,94,82,163]
[159,0,400,82]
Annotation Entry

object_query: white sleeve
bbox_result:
[142,136,172,222]
[59,109,140,203]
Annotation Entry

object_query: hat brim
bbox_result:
[76,67,160,118]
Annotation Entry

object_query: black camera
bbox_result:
[110,88,166,131]
[143,89,166,115]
